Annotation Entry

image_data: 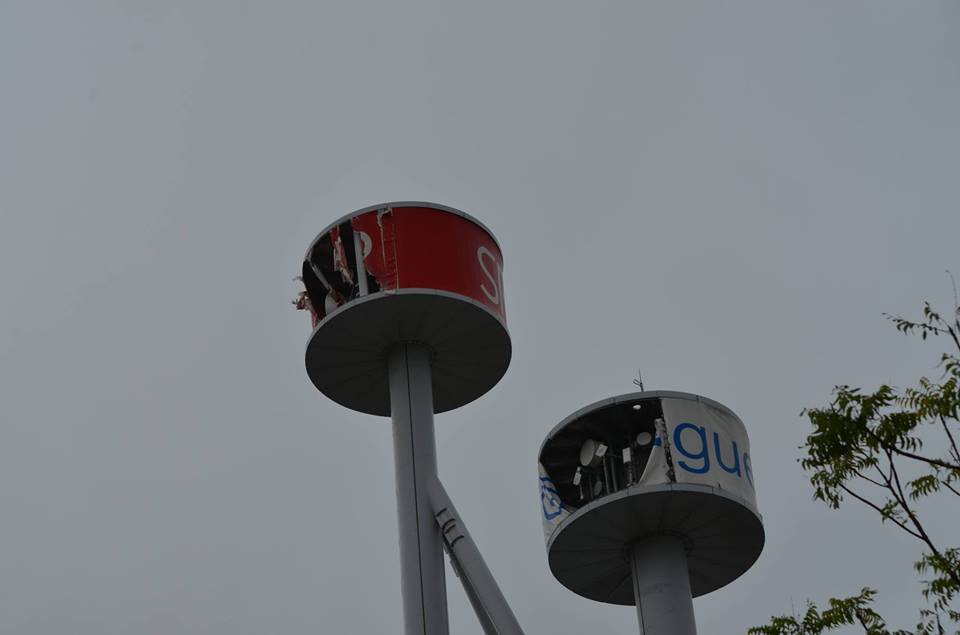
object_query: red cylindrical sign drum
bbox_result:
[300,202,511,416]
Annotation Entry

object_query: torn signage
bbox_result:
[537,393,757,543]
[301,204,506,325]
[539,462,571,540]
[329,226,354,286]
[350,210,398,291]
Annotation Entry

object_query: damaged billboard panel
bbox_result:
[296,203,505,328]
[537,392,758,543]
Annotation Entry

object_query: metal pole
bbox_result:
[389,343,449,635]
[428,477,526,635]
[630,535,697,635]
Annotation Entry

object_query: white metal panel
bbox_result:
[657,397,757,511]
[538,463,571,540]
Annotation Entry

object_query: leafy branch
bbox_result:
[753,287,960,634]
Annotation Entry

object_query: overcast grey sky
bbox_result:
[2,2,959,633]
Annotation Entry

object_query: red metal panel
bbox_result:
[392,207,506,320]
[329,226,353,285]
[351,211,398,291]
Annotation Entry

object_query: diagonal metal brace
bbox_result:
[428,477,526,635]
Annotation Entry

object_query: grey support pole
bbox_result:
[389,343,449,635]
[630,536,697,635]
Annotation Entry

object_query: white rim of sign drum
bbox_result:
[304,288,512,416]
[302,201,503,260]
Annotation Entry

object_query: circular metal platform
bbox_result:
[305,289,511,416]
[546,483,765,604]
